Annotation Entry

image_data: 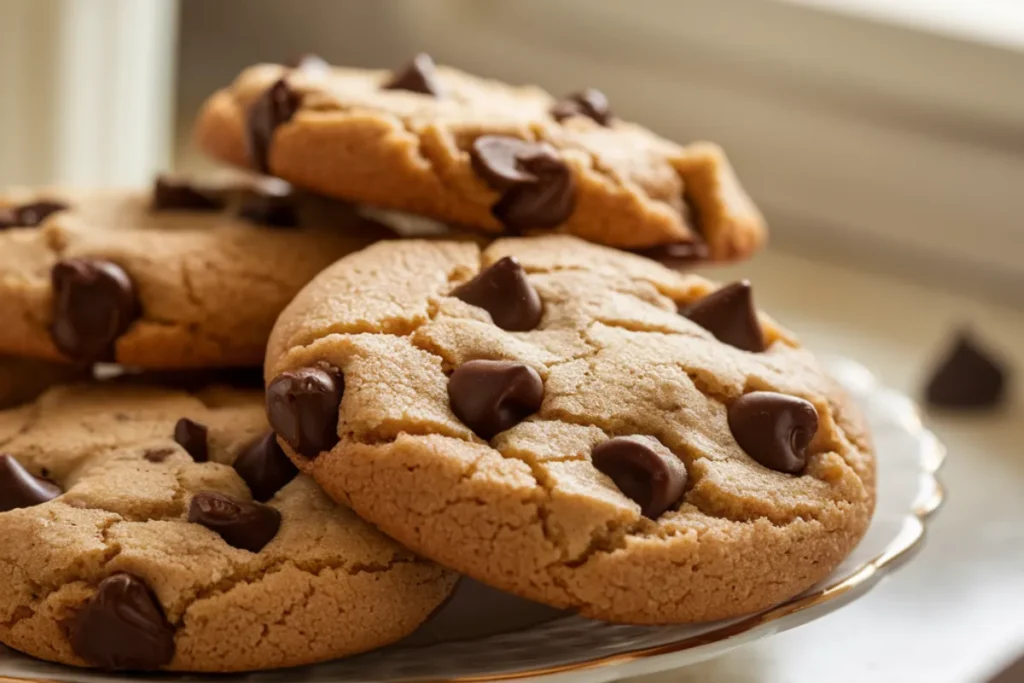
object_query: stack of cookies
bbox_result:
[0,53,875,673]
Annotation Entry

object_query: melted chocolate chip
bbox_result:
[151,176,224,212]
[551,89,613,126]
[452,256,542,331]
[728,392,818,474]
[925,331,1008,409]
[238,188,299,227]
[448,360,543,439]
[470,135,575,230]
[0,453,61,512]
[188,491,281,552]
[246,77,300,173]
[50,259,139,362]
[681,280,765,352]
[591,437,687,519]
[233,432,299,502]
[632,241,709,268]
[266,366,343,459]
[173,418,208,462]
[143,448,174,464]
[383,53,443,97]
[69,573,175,670]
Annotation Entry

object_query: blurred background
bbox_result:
[0,1,1022,681]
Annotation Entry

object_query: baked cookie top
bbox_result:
[0,382,456,672]
[196,53,766,261]
[0,177,391,368]
[265,236,874,624]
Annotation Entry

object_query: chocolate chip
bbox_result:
[452,257,543,331]
[50,259,139,362]
[69,573,175,670]
[591,437,686,519]
[233,431,299,502]
[246,77,300,173]
[289,53,330,75]
[266,366,343,459]
[151,176,224,212]
[0,201,69,229]
[470,135,576,230]
[238,188,299,227]
[631,241,709,268]
[383,53,443,97]
[173,418,208,462]
[188,491,281,552]
[681,280,765,352]
[551,89,613,126]
[143,448,174,463]
[448,360,543,439]
[925,330,1008,409]
[0,453,61,512]
[728,392,818,474]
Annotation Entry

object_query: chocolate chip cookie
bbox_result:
[196,53,766,261]
[0,177,391,368]
[264,236,874,624]
[0,382,456,671]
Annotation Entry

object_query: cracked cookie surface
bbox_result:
[0,180,391,368]
[265,236,874,624]
[0,383,456,672]
[196,57,766,260]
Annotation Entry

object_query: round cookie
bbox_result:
[0,177,391,368]
[0,382,456,672]
[196,53,766,261]
[264,236,875,624]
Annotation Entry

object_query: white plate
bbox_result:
[0,357,945,683]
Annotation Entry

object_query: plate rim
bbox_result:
[438,361,948,682]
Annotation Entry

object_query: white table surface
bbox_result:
[629,251,1024,683]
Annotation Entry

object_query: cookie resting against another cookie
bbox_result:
[263,235,875,624]
[0,383,456,672]
[0,356,88,409]
[0,177,391,369]
[196,53,766,262]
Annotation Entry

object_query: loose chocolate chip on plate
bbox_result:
[238,188,299,227]
[266,366,343,459]
[728,391,818,474]
[173,418,209,462]
[631,241,710,268]
[383,52,443,97]
[470,135,576,231]
[247,77,301,173]
[925,330,1008,409]
[448,360,544,439]
[591,437,687,519]
[50,258,139,362]
[681,280,765,352]
[188,491,282,552]
[151,176,224,212]
[69,573,175,671]
[233,431,299,502]
[551,88,613,126]
[0,453,61,512]
[452,256,543,331]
